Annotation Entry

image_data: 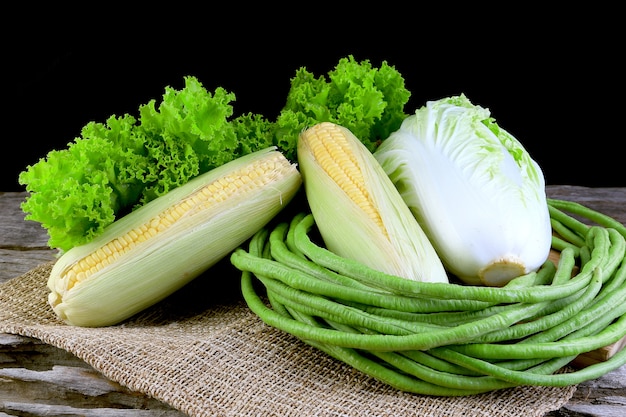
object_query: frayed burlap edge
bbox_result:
[0,262,577,417]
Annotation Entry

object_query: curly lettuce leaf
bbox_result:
[135,80,241,202]
[274,55,410,160]
[18,125,146,251]
[19,57,411,253]
[231,112,275,155]
[19,76,269,252]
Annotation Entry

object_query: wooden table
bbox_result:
[2,187,626,417]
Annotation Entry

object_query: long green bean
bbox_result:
[241,260,552,351]
[550,218,587,248]
[293,213,606,303]
[268,221,388,293]
[472,268,602,343]
[232,197,626,395]
[476,241,625,344]
[343,299,539,327]
[549,198,626,238]
[400,349,483,376]
[261,274,446,335]
[449,290,626,360]
[547,204,590,240]
[285,306,493,396]
[233,248,494,313]
[325,319,516,391]
[432,341,626,387]
[523,260,626,344]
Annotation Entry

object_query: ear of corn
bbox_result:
[297,122,448,283]
[48,147,302,327]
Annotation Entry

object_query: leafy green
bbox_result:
[274,55,410,159]
[20,77,268,252]
[19,55,410,252]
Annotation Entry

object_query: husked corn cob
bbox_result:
[297,122,448,283]
[48,147,302,327]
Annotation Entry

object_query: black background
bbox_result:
[4,14,624,192]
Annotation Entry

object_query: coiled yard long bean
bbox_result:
[240,226,495,395]
[291,213,607,303]
[548,198,626,238]
[231,198,626,395]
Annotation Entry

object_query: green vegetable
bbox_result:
[230,199,626,395]
[19,55,408,253]
[373,94,552,286]
[274,55,410,159]
[19,77,274,252]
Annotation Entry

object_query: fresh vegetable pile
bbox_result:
[18,55,626,395]
[232,202,626,395]
[19,56,407,253]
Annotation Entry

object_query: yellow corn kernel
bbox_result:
[297,122,448,284]
[48,147,302,327]
[58,152,293,291]
[299,122,385,237]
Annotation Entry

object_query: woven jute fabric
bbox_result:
[0,261,577,417]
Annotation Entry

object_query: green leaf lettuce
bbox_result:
[19,56,410,253]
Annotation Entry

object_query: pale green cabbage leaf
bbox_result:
[374,94,552,286]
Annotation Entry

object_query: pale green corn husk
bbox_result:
[48,147,302,327]
[297,122,448,284]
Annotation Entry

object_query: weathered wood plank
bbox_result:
[546,185,626,225]
[0,192,58,284]
[546,365,626,417]
[0,192,51,248]
[0,248,57,284]
[0,334,187,416]
[2,403,186,417]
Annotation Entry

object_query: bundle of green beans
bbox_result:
[230,199,626,396]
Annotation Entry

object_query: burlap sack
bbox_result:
[0,261,576,417]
